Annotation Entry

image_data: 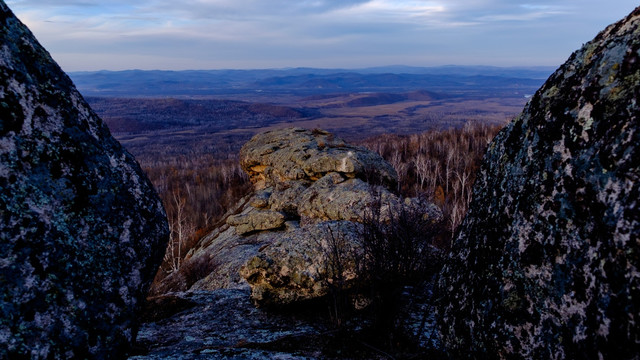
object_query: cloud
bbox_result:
[5,0,640,70]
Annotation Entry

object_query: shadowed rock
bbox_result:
[438,7,640,359]
[0,2,169,358]
[129,289,330,359]
[239,220,363,306]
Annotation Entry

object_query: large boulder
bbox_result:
[157,128,441,308]
[438,7,640,359]
[0,2,169,359]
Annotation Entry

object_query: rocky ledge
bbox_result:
[132,286,440,359]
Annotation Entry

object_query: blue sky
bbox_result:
[5,0,639,71]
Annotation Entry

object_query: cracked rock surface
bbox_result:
[130,289,327,360]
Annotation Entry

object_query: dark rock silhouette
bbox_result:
[0,2,169,358]
[438,7,640,359]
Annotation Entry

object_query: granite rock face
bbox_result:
[156,128,441,307]
[0,2,169,359]
[438,7,640,359]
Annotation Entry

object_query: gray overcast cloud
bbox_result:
[5,0,639,71]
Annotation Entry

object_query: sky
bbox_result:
[5,0,639,71]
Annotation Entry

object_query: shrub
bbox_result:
[315,224,358,328]
[315,192,445,352]
[357,193,444,344]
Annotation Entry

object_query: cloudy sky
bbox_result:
[5,0,639,71]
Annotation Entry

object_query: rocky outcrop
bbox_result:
[438,7,640,359]
[240,127,397,190]
[0,2,169,359]
[157,128,440,307]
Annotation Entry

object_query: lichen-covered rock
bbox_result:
[240,221,363,306]
[188,224,273,290]
[268,181,309,215]
[156,127,441,308]
[297,173,441,225]
[298,173,380,222]
[438,7,640,359]
[0,2,169,359]
[227,208,286,235]
[249,189,272,209]
[239,127,398,189]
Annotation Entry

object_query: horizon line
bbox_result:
[67,64,559,73]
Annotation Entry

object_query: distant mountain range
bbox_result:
[69,66,555,98]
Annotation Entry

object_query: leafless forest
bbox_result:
[361,122,502,241]
[142,122,503,276]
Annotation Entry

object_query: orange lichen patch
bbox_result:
[250,165,268,173]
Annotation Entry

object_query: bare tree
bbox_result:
[360,123,504,239]
[414,154,430,190]
[163,190,193,273]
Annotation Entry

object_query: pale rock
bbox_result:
[155,127,441,309]
[227,208,286,235]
